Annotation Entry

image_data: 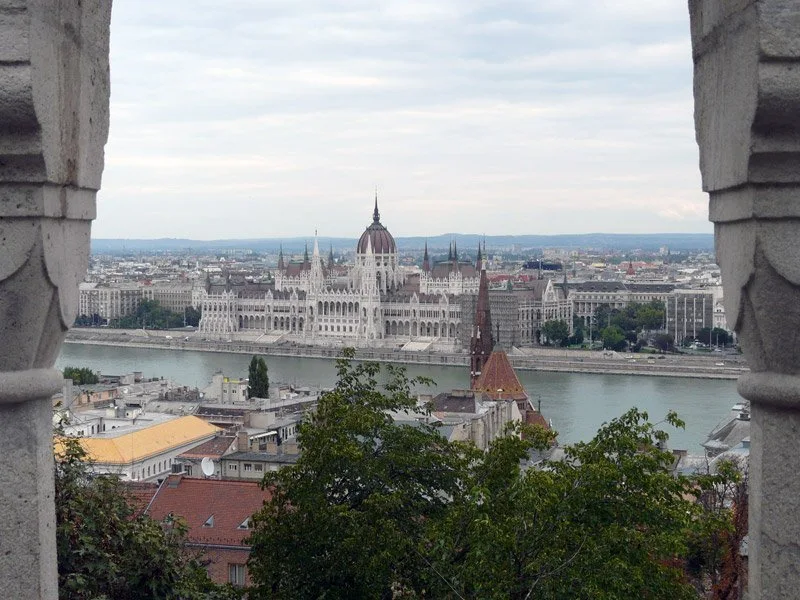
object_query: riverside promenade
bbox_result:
[65,328,745,381]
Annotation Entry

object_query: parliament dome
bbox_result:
[357,197,396,255]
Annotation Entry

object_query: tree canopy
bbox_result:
[111,300,187,330]
[247,351,733,599]
[247,356,270,399]
[55,437,242,600]
[541,319,570,347]
[62,366,99,386]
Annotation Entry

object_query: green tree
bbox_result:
[55,437,242,600]
[636,301,666,331]
[247,353,727,599]
[653,333,675,353]
[63,366,99,385]
[711,327,730,347]
[185,306,202,327]
[601,325,627,351]
[427,410,705,599]
[247,351,473,599]
[112,299,185,330]
[541,319,570,346]
[247,356,270,399]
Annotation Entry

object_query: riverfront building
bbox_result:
[197,199,482,349]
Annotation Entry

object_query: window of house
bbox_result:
[203,515,214,528]
[185,465,192,476]
[254,464,263,472]
[229,463,237,470]
[243,463,252,471]
[229,564,246,587]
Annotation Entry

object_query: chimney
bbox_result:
[237,430,249,452]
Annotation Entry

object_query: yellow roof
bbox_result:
[57,416,221,465]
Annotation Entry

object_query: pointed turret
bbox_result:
[373,189,380,223]
[302,242,310,270]
[448,241,453,262]
[475,242,483,271]
[328,243,334,270]
[277,245,285,271]
[452,239,459,272]
[422,240,430,272]
[470,259,494,387]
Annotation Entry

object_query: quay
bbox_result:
[64,328,745,381]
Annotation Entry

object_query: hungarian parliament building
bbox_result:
[79,200,717,349]
[196,200,574,350]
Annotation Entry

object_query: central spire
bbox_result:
[373,189,380,223]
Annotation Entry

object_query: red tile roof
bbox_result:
[472,351,529,402]
[146,475,271,547]
[177,435,236,460]
[123,481,161,517]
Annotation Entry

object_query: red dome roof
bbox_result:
[357,199,396,254]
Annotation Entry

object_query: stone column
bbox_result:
[690,2,800,598]
[0,1,111,598]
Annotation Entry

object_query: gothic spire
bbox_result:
[328,243,334,270]
[475,241,482,271]
[277,244,285,270]
[470,257,494,387]
[448,241,453,261]
[303,242,310,270]
[422,240,430,272]
[373,189,380,223]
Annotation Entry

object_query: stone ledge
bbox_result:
[0,183,96,219]
[0,367,62,404]
[739,371,800,408]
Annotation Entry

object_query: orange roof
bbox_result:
[472,351,529,402]
[55,416,221,465]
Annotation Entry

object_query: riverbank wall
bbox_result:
[64,329,745,381]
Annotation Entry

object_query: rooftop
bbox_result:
[145,475,271,546]
[56,416,221,465]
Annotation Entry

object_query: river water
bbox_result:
[57,344,740,452]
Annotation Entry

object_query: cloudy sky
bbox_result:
[98,0,707,240]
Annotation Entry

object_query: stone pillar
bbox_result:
[0,1,111,598]
[690,2,800,597]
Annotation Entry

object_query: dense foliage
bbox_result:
[63,366,99,385]
[541,319,570,346]
[575,301,667,349]
[248,351,736,599]
[55,437,242,600]
[110,300,187,330]
[247,356,270,399]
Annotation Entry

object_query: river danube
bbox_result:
[57,344,740,452]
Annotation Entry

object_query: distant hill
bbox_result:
[91,233,713,254]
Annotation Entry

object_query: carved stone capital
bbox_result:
[0,0,110,379]
[691,0,800,378]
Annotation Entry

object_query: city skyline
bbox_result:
[99,1,705,240]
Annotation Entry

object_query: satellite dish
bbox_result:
[122,388,129,394]
[200,457,215,477]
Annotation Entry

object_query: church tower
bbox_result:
[470,259,494,387]
[422,241,430,272]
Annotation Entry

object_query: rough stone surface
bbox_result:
[690,1,800,597]
[0,1,111,597]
